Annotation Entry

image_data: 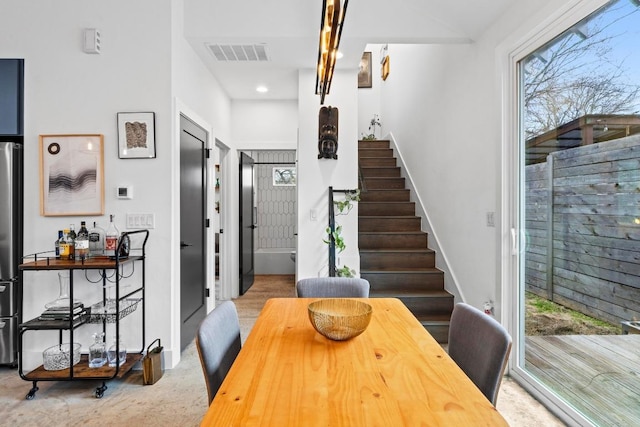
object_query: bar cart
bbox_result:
[18,229,149,399]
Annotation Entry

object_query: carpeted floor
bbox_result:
[0,275,565,426]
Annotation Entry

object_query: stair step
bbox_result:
[419,319,451,343]
[359,231,427,249]
[358,148,393,158]
[394,292,454,316]
[358,140,390,149]
[360,167,401,178]
[360,249,435,269]
[371,291,453,315]
[359,201,415,216]
[361,177,405,189]
[359,189,410,202]
[358,142,452,344]
[362,269,444,292]
[359,157,397,167]
[359,216,422,232]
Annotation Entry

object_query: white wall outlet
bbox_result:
[310,209,317,221]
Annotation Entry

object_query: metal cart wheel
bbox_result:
[95,382,108,399]
[25,382,39,400]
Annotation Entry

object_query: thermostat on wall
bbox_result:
[117,186,133,199]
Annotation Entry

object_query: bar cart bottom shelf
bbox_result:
[23,353,143,399]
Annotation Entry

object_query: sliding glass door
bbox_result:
[514,1,640,425]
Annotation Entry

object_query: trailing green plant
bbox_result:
[324,188,361,277]
[323,225,346,253]
[334,189,360,215]
[336,265,356,278]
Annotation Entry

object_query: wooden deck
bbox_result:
[525,335,640,426]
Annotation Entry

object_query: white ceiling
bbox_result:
[184,0,516,100]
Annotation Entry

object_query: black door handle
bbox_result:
[180,241,193,249]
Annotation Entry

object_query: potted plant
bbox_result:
[360,114,381,140]
[333,189,360,215]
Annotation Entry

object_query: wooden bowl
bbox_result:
[307,298,372,341]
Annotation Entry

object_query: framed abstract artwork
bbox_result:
[117,111,156,159]
[39,134,104,216]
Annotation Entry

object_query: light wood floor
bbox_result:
[0,274,563,426]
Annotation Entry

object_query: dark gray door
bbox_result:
[239,152,255,295]
[180,115,207,350]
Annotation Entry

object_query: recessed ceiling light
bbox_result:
[256,85,269,93]
[336,51,344,59]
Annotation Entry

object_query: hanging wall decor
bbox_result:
[117,112,156,159]
[358,52,372,88]
[380,44,390,81]
[39,134,105,216]
[318,106,339,159]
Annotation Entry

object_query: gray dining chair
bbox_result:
[296,277,370,298]
[447,302,512,406]
[196,300,242,405]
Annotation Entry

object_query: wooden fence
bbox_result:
[525,134,640,326]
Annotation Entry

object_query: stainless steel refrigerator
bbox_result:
[0,141,22,366]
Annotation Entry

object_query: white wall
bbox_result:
[381,43,497,312]
[231,100,298,149]
[1,0,233,369]
[297,69,359,279]
[170,0,233,364]
[0,0,173,370]
[358,45,383,138]
[377,0,558,317]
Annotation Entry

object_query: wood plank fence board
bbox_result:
[525,134,640,324]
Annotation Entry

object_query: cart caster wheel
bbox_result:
[95,383,108,399]
[26,387,38,400]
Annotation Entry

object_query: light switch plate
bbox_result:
[126,213,155,229]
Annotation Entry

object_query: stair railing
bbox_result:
[358,164,367,193]
[328,186,337,277]
[327,186,359,277]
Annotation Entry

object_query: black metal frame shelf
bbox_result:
[17,229,149,399]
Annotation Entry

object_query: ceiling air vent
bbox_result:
[207,44,269,62]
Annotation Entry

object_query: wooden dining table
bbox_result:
[201,298,508,426]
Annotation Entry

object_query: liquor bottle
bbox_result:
[54,230,63,258]
[67,224,76,260]
[89,221,105,257]
[75,221,90,260]
[59,229,70,260]
[105,215,119,258]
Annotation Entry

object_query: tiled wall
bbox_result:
[255,150,296,249]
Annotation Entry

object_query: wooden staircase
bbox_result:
[358,139,453,343]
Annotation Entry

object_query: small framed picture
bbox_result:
[358,52,372,89]
[117,112,156,159]
[39,134,104,216]
[273,167,296,186]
